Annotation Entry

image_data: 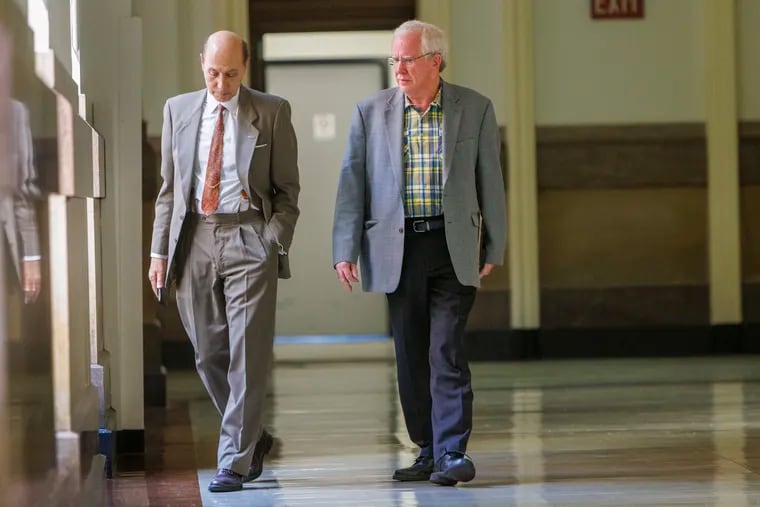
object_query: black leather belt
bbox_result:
[405,216,445,233]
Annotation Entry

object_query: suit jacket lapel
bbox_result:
[236,89,259,199]
[442,80,462,185]
[384,88,404,198]
[174,91,205,204]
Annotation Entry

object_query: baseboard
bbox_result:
[742,324,760,353]
[162,325,759,367]
[115,429,145,455]
[465,329,539,360]
[101,429,146,477]
[99,427,146,478]
[465,324,758,360]
[144,366,167,407]
[162,339,196,369]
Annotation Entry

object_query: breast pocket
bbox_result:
[251,142,271,172]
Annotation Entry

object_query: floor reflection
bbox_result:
[712,381,749,507]
[106,347,760,506]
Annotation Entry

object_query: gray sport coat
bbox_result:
[333,80,506,292]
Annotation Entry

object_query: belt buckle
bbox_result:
[412,219,428,233]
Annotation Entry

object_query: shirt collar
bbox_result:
[205,88,240,116]
[404,87,442,111]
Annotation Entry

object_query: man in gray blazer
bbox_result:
[148,31,299,492]
[333,20,506,486]
[1,99,41,305]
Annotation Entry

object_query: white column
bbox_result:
[704,0,742,324]
[504,0,540,328]
[114,16,144,429]
[78,0,144,431]
[133,0,180,137]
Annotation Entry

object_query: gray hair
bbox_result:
[393,20,448,72]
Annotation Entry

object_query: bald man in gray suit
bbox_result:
[148,31,299,493]
[333,20,506,486]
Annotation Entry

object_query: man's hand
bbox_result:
[335,261,359,292]
[22,260,41,304]
[479,263,495,279]
[148,258,167,297]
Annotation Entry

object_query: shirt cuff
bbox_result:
[150,253,168,260]
[23,255,41,262]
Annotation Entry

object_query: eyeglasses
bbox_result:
[388,52,435,67]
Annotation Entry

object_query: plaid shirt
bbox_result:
[403,89,443,218]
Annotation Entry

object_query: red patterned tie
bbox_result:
[201,105,225,215]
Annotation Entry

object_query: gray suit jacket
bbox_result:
[1,99,41,283]
[333,81,507,293]
[151,86,300,286]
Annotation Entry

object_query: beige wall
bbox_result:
[533,0,705,125]
[449,0,508,125]
[133,0,181,138]
[136,0,760,132]
[135,0,249,137]
[438,0,712,126]
[540,188,708,288]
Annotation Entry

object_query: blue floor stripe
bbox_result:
[274,334,389,345]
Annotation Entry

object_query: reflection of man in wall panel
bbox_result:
[1,99,41,324]
[0,26,9,496]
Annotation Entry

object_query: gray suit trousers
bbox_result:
[175,211,278,475]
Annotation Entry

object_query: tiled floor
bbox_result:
[108,345,760,506]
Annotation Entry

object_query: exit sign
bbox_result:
[592,0,644,19]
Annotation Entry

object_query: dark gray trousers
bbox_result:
[386,228,477,461]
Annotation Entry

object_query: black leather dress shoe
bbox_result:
[208,468,243,492]
[429,451,476,486]
[392,456,434,481]
[243,429,274,482]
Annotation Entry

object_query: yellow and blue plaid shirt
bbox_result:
[403,88,443,218]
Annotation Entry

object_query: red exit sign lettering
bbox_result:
[592,0,644,19]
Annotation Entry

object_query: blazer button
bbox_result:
[399,228,403,233]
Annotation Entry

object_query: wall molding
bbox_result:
[534,121,760,189]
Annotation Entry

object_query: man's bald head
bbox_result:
[200,31,248,102]
[202,31,249,65]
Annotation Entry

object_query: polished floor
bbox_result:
[107,343,760,506]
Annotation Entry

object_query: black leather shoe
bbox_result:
[208,468,243,492]
[429,452,476,486]
[392,456,434,481]
[243,430,274,482]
